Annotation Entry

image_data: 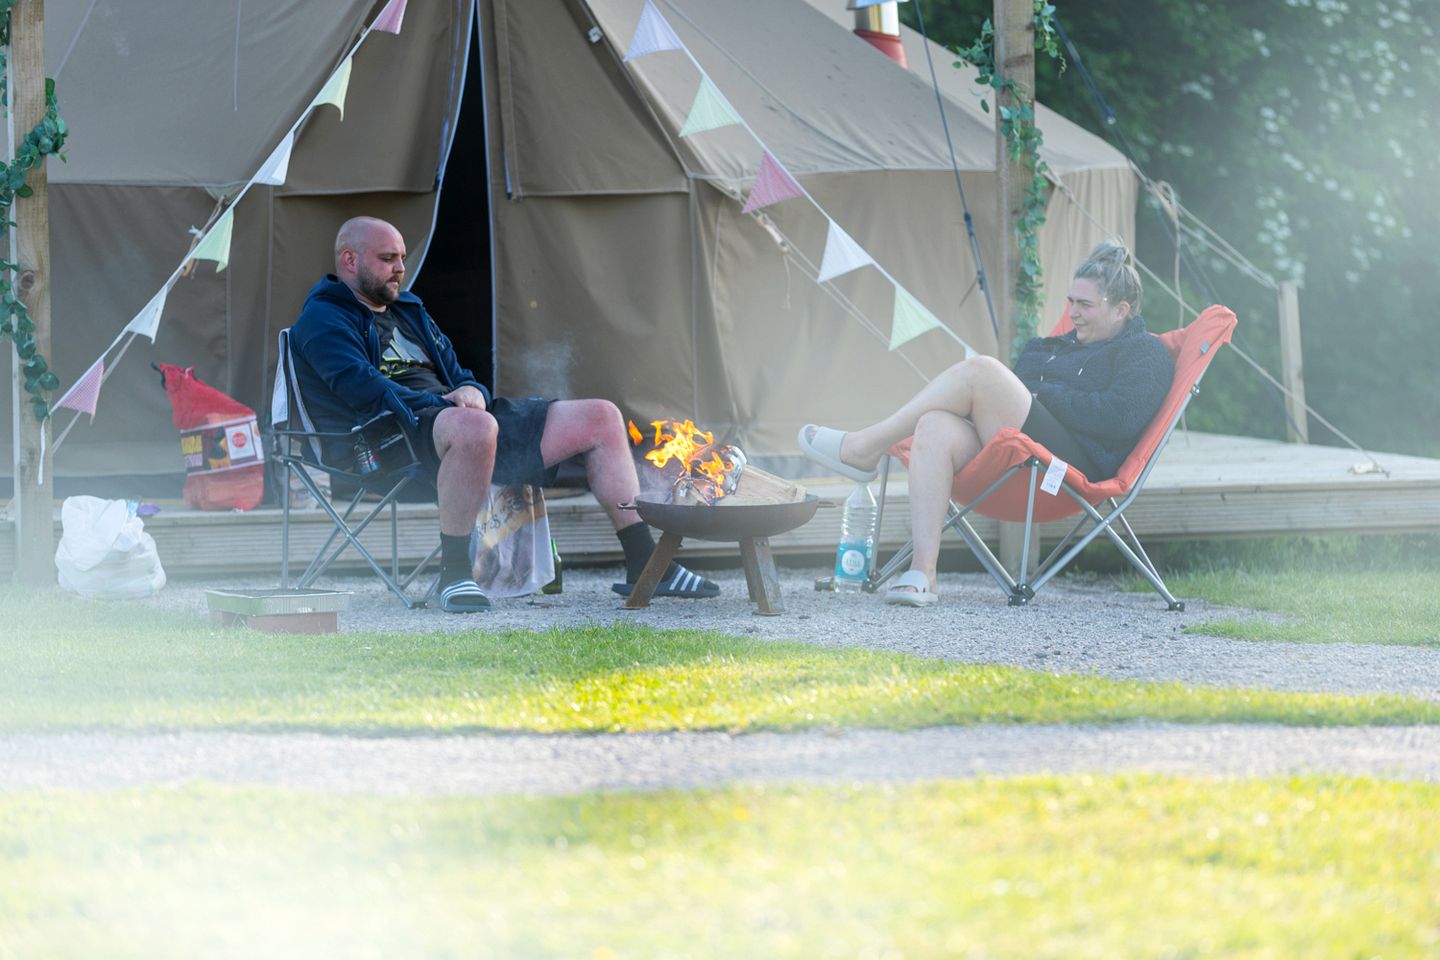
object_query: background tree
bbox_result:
[904,0,1440,455]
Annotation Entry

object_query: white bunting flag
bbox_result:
[371,0,407,34]
[889,287,942,350]
[678,76,743,138]
[624,1,684,61]
[190,210,235,273]
[255,132,295,186]
[310,56,353,120]
[816,219,875,283]
[55,357,105,418]
[123,285,171,341]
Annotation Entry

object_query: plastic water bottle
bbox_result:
[833,481,877,591]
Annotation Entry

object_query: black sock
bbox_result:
[440,532,471,584]
[616,522,656,582]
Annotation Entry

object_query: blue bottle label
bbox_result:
[835,544,869,579]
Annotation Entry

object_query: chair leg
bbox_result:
[280,465,293,589]
[1024,494,1185,611]
[290,474,428,608]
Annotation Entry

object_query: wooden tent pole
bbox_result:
[994,0,1038,578]
[8,0,55,586]
[1277,281,1309,443]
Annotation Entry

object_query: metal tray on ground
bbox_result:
[205,588,351,616]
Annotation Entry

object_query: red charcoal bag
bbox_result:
[157,362,265,511]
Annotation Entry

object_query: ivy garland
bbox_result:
[0,0,69,421]
[957,1,1063,360]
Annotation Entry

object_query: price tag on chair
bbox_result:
[1040,457,1068,495]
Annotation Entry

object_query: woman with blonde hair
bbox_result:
[799,239,1173,606]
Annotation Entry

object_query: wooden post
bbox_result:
[8,0,54,586]
[1277,281,1308,444]
[994,0,1038,578]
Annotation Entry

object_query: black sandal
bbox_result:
[438,578,491,613]
[612,563,720,599]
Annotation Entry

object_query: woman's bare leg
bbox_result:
[904,410,981,591]
[832,356,1033,471]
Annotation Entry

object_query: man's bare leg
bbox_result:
[432,407,498,535]
[429,407,498,611]
[538,399,643,529]
[539,399,718,597]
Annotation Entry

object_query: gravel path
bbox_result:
[7,566,1432,796]
[152,566,1440,702]
[5,725,1439,794]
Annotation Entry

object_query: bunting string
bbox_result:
[48,0,409,457]
[621,0,973,357]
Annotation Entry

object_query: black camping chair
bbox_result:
[269,328,440,608]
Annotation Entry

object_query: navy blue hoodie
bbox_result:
[288,276,490,435]
[1010,314,1174,479]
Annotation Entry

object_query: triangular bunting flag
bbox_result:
[190,210,234,273]
[255,132,295,186]
[56,357,104,418]
[310,56,353,120]
[816,219,875,282]
[742,150,805,214]
[890,287,942,350]
[678,76,742,138]
[123,285,170,341]
[371,0,406,34]
[624,0,683,61]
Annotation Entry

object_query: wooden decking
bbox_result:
[4,432,1438,578]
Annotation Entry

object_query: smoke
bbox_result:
[633,448,681,503]
[512,342,575,400]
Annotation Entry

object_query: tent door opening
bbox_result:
[412,15,495,391]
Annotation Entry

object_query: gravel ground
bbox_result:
[5,725,1439,794]
[152,565,1440,702]
[9,566,1433,796]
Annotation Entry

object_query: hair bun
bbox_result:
[1092,238,1131,264]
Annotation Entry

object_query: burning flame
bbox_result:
[628,418,745,504]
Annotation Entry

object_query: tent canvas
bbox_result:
[2,0,1133,488]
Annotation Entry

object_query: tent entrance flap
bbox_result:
[413,14,495,388]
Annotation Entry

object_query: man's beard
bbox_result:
[358,269,399,306]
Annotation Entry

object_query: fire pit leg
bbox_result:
[622,530,684,609]
[740,536,784,616]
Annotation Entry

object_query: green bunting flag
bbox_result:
[190,210,234,273]
[311,57,353,120]
[678,76,742,138]
[890,287,941,350]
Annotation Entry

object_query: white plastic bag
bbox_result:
[54,496,167,600]
[471,485,553,598]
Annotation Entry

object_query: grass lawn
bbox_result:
[1127,535,1440,647]
[1171,569,1439,647]
[2,588,1436,732]
[3,776,1437,959]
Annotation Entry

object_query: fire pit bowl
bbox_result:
[629,495,821,542]
[620,495,826,615]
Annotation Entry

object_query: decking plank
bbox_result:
[4,433,1437,577]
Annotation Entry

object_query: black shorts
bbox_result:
[1020,397,1102,479]
[413,396,558,488]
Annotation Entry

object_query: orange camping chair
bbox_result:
[869,304,1238,608]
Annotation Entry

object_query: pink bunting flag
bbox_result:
[372,0,406,34]
[56,357,105,418]
[742,151,804,214]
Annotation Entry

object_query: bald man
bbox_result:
[288,217,718,612]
